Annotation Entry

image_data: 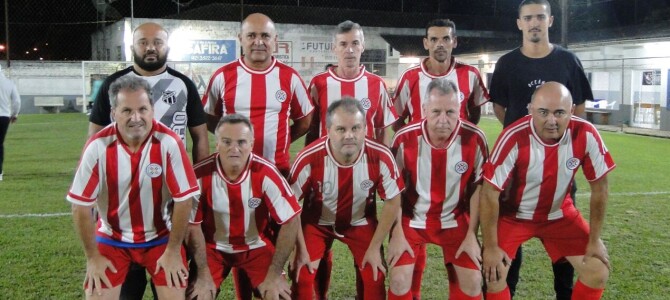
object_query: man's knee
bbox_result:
[578,258,609,288]
[87,286,122,300]
[154,286,186,300]
[455,267,482,296]
[390,265,414,295]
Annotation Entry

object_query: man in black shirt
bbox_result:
[88,22,214,300]
[488,1,594,299]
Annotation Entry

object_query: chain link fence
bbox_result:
[3,0,666,62]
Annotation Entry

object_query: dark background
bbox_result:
[1,0,669,60]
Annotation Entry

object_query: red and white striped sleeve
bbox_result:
[289,71,314,120]
[161,131,200,202]
[483,125,523,191]
[202,68,226,117]
[66,141,102,206]
[581,124,616,181]
[258,159,302,224]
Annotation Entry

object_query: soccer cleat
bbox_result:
[0,173,3,181]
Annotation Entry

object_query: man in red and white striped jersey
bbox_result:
[305,20,397,146]
[387,78,488,300]
[202,13,314,176]
[302,20,398,299]
[67,77,199,299]
[289,98,404,300]
[393,19,489,130]
[187,114,301,300]
[480,82,614,300]
[393,20,489,297]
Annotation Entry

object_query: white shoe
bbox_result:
[0,173,3,181]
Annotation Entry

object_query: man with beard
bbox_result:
[391,19,489,299]
[393,19,489,130]
[87,22,212,300]
[488,1,594,298]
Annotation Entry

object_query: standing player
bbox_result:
[394,19,489,130]
[188,114,301,300]
[387,78,487,300]
[87,22,211,299]
[88,22,209,163]
[202,13,314,176]
[201,13,313,299]
[290,98,404,300]
[393,19,489,299]
[488,1,594,298]
[481,82,613,300]
[303,20,397,298]
[306,20,397,146]
[67,77,198,300]
[0,65,21,181]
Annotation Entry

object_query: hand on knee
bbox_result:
[578,257,609,288]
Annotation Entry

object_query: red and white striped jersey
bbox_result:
[289,137,404,228]
[392,119,488,229]
[66,120,199,244]
[202,57,314,172]
[193,153,301,253]
[394,57,489,123]
[483,116,616,221]
[308,65,398,139]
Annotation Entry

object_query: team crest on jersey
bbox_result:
[454,161,469,174]
[566,157,581,170]
[360,179,374,190]
[275,90,288,102]
[458,91,465,102]
[360,98,372,110]
[146,163,163,178]
[160,90,177,105]
[248,197,262,209]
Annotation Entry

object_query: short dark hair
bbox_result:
[424,78,459,101]
[108,76,152,108]
[215,114,255,136]
[425,19,457,37]
[518,0,552,15]
[336,20,362,34]
[335,20,364,43]
[326,97,366,129]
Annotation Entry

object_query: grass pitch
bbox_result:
[0,113,668,299]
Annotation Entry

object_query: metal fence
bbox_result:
[2,0,667,62]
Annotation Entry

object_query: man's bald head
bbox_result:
[529,82,574,143]
[239,13,277,69]
[133,22,168,39]
[241,13,276,32]
[531,81,573,107]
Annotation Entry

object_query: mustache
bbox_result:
[128,121,145,127]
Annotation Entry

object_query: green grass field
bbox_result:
[0,113,669,299]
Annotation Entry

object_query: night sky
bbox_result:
[0,0,667,61]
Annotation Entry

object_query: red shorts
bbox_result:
[395,217,478,269]
[302,223,376,267]
[207,245,275,288]
[91,242,187,288]
[498,211,590,263]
